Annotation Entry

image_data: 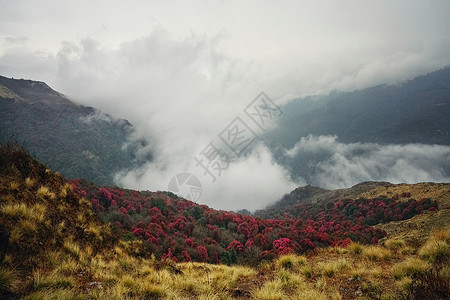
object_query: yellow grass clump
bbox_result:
[363,245,391,260]
[391,257,430,279]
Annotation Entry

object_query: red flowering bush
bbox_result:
[197,246,208,262]
[75,181,438,265]
[227,240,244,252]
[273,238,294,255]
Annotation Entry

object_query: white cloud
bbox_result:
[115,142,298,211]
[286,135,450,189]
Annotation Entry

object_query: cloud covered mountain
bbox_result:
[264,67,450,190]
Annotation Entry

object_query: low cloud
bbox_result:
[285,135,450,189]
[116,142,298,212]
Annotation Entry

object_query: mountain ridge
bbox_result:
[0,75,150,186]
[267,66,450,147]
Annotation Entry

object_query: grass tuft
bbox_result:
[317,258,349,277]
[36,186,56,200]
[348,242,364,254]
[64,239,81,258]
[384,238,406,251]
[24,177,35,188]
[0,268,17,293]
[419,240,449,263]
[364,245,391,260]
[9,181,20,191]
[253,279,285,300]
[276,254,307,271]
[391,257,429,280]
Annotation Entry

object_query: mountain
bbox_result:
[266,67,450,148]
[1,145,448,299]
[0,75,150,186]
[263,67,450,186]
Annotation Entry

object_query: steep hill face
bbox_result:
[0,76,150,186]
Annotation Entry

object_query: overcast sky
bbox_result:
[1,1,450,210]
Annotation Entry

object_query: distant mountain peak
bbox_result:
[0,75,71,105]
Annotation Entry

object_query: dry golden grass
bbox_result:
[347,242,364,254]
[63,239,82,259]
[275,254,307,271]
[36,186,56,200]
[2,228,447,300]
[384,238,406,251]
[419,239,449,263]
[1,203,45,222]
[391,257,430,279]
[252,279,285,300]
[8,181,20,191]
[363,245,391,260]
[59,183,73,198]
[357,182,450,208]
[0,268,18,293]
[317,258,349,277]
[24,177,35,188]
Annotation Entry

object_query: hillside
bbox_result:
[256,182,450,246]
[1,146,448,299]
[0,75,150,186]
[264,68,450,185]
[266,67,450,148]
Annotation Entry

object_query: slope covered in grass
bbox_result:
[0,145,448,299]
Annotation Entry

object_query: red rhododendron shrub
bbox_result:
[273,238,294,255]
[182,250,192,262]
[162,248,177,262]
[197,246,208,262]
[185,238,194,247]
[299,238,315,249]
[227,240,244,252]
[75,180,438,264]
[254,233,268,249]
[245,239,254,248]
[90,198,104,212]
[331,238,352,248]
